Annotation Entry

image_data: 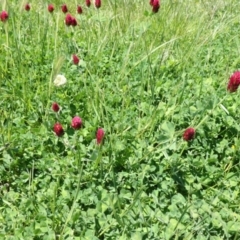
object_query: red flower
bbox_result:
[65,14,77,26]
[77,5,83,14]
[53,123,64,137]
[48,4,54,13]
[183,128,195,141]
[95,0,101,8]
[227,71,240,92]
[71,116,82,130]
[52,102,60,112]
[86,0,91,7]
[96,128,104,145]
[61,4,68,13]
[152,0,160,13]
[71,17,77,26]
[65,13,73,26]
[0,11,8,22]
[72,54,80,65]
[25,3,30,11]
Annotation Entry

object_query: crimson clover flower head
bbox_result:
[96,128,104,145]
[25,3,30,11]
[65,13,72,26]
[0,11,8,22]
[72,54,80,65]
[65,14,77,26]
[95,0,101,8]
[53,123,64,137]
[86,0,91,7]
[183,127,195,141]
[52,102,60,112]
[227,71,240,93]
[71,116,82,130]
[61,4,68,13]
[48,4,54,13]
[77,5,83,14]
[152,0,160,13]
[71,17,77,26]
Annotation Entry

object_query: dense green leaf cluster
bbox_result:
[1,0,240,239]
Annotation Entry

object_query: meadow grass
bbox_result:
[1,0,240,239]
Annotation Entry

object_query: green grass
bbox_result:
[1,0,240,239]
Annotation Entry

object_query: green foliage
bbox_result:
[1,0,240,239]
